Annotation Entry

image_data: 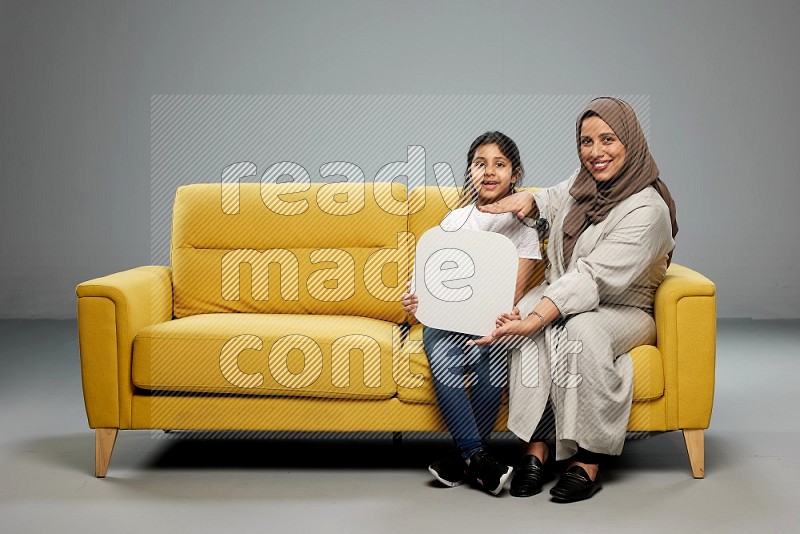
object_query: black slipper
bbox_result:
[549,465,602,503]
[509,454,547,497]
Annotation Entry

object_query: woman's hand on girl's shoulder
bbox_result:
[477,191,535,219]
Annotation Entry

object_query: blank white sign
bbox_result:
[412,226,518,337]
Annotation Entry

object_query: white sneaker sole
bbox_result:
[428,466,465,487]
[483,465,513,495]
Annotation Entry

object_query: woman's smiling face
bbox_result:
[470,143,517,205]
[579,116,627,182]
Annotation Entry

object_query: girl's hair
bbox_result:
[461,131,525,203]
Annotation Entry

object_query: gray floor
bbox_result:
[1,319,797,533]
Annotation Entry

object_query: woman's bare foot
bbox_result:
[521,440,549,463]
[568,461,598,481]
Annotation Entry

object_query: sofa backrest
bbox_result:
[171,182,410,322]
[407,185,463,239]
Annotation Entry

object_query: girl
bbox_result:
[402,131,541,496]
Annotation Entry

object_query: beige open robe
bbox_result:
[510,173,675,460]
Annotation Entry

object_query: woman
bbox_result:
[473,97,678,502]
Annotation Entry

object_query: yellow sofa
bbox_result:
[76,182,716,478]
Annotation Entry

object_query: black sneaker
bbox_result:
[468,450,513,495]
[428,455,468,487]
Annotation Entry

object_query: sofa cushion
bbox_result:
[132,314,399,400]
[171,182,410,323]
[395,324,665,404]
[629,345,666,401]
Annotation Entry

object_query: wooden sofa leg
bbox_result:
[683,429,705,479]
[95,428,118,478]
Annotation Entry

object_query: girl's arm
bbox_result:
[514,258,537,305]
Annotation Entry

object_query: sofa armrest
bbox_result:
[654,263,716,430]
[76,266,173,428]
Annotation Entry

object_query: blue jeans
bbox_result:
[423,326,506,460]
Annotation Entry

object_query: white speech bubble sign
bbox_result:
[413,226,518,337]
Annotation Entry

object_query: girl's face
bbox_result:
[579,116,627,182]
[469,143,517,205]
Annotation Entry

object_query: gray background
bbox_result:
[148,94,648,265]
[2,0,798,319]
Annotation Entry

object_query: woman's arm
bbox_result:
[543,204,673,317]
[478,191,538,219]
[470,296,561,346]
[479,172,578,221]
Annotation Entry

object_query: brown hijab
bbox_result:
[562,97,678,265]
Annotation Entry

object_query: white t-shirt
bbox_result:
[439,205,541,260]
